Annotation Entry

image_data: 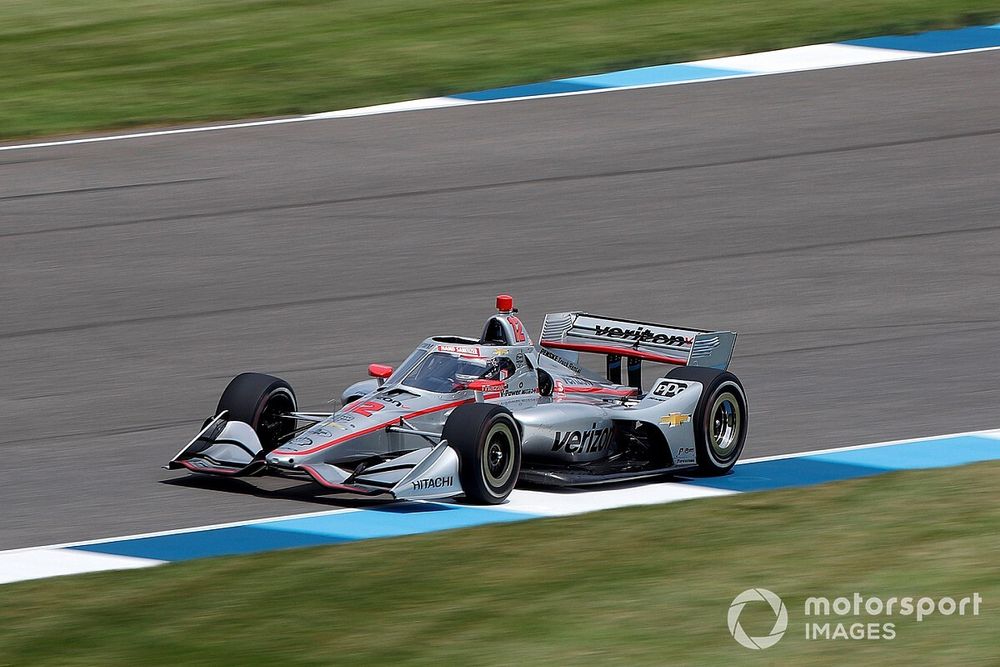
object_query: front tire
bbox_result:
[217,372,297,452]
[443,403,522,505]
[667,367,748,475]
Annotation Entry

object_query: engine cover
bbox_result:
[518,403,615,463]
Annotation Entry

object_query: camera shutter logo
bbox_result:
[728,588,788,649]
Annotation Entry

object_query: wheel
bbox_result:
[666,366,748,475]
[216,372,297,453]
[443,403,522,504]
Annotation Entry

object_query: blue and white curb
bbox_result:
[3,23,1000,152]
[442,24,1000,104]
[2,429,999,585]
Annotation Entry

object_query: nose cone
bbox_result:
[271,400,412,461]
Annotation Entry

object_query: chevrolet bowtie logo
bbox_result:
[660,413,691,427]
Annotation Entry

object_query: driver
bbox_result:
[453,358,491,389]
[404,353,516,393]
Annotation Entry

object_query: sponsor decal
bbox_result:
[676,446,695,459]
[437,344,481,356]
[311,427,333,438]
[540,347,585,373]
[593,324,693,348]
[501,387,537,397]
[376,396,404,408]
[560,375,598,387]
[507,316,528,342]
[660,413,691,428]
[288,435,313,447]
[346,400,385,417]
[494,348,509,356]
[323,420,348,430]
[411,476,454,490]
[650,379,688,400]
[551,423,612,454]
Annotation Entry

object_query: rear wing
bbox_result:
[539,312,736,386]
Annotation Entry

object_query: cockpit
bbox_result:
[389,350,516,394]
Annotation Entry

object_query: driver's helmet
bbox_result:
[453,357,488,386]
[480,357,515,381]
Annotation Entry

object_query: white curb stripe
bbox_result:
[691,43,926,73]
[0,549,163,585]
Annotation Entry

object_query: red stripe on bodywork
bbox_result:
[540,340,687,366]
[273,398,473,457]
[556,385,638,397]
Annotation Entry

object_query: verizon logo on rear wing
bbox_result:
[539,312,737,370]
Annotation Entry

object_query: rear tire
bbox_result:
[443,403,521,504]
[217,372,297,452]
[666,367,748,475]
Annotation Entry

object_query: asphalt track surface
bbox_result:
[2,51,999,549]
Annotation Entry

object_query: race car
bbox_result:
[168,295,748,504]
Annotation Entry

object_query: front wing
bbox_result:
[168,415,464,501]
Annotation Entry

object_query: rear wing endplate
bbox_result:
[539,312,736,385]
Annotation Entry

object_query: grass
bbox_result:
[2,1,1000,139]
[0,462,998,665]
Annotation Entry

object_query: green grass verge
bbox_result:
[2,1,1000,139]
[1,463,998,665]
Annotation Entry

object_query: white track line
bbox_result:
[1,45,998,154]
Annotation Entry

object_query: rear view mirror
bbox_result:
[368,364,393,385]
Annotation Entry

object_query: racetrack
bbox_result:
[2,50,999,549]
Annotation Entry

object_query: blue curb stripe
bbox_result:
[684,459,884,492]
[256,504,536,541]
[810,435,1000,470]
[451,81,603,101]
[688,435,1000,492]
[843,27,1000,53]
[70,526,351,561]
[562,64,747,88]
[71,505,539,561]
[451,65,745,102]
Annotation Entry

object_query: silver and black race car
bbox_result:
[168,295,748,504]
